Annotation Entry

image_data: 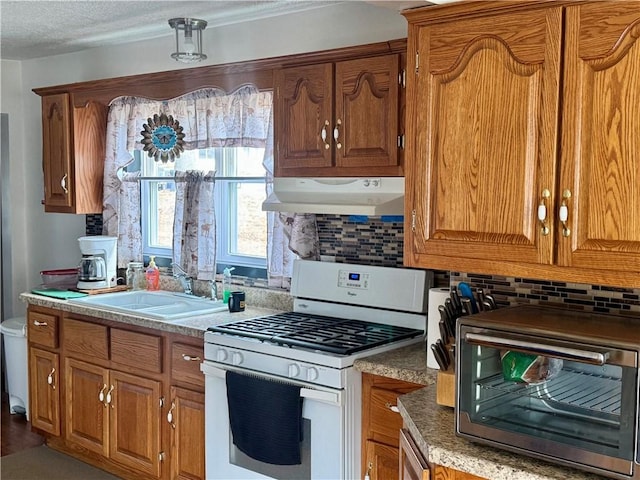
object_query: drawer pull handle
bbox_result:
[167,401,176,429]
[33,320,48,327]
[105,385,114,407]
[385,402,400,413]
[47,368,56,389]
[98,384,107,405]
[182,354,201,362]
[321,120,330,150]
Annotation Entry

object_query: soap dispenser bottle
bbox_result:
[222,267,235,303]
[146,256,160,291]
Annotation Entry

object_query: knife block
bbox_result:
[436,369,455,408]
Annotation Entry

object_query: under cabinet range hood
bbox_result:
[262,177,405,215]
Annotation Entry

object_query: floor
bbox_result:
[1,393,44,457]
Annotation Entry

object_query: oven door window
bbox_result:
[458,329,638,468]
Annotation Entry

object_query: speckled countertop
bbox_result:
[355,342,606,480]
[20,285,292,338]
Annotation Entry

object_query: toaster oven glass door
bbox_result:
[457,327,638,477]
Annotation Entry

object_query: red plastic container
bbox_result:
[40,268,78,289]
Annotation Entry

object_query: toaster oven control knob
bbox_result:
[216,348,228,362]
[231,351,244,366]
[306,367,319,382]
[287,363,301,378]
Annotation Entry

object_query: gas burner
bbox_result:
[208,312,422,355]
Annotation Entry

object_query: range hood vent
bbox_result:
[262,177,404,215]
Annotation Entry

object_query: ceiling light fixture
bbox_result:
[168,17,207,63]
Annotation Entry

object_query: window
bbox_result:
[128,146,267,272]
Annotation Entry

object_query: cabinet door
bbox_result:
[557,3,640,273]
[169,387,205,480]
[399,429,430,480]
[28,347,60,435]
[405,6,562,267]
[364,439,402,480]
[65,358,109,455]
[41,93,73,211]
[275,63,334,173]
[109,370,162,478]
[335,54,399,170]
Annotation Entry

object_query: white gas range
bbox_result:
[201,260,432,480]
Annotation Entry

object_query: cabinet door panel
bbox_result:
[170,387,205,480]
[365,440,401,480]
[109,370,162,477]
[42,93,73,210]
[558,3,640,273]
[406,7,562,266]
[275,64,334,172]
[336,55,399,168]
[29,348,60,435]
[65,358,109,455]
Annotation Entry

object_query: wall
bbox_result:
[4,2,408,316]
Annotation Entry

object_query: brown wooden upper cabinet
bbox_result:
[403,1,640,288]
[40,93,107,213]
[274,54,404,177]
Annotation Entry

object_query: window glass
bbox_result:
[129,146,267,271]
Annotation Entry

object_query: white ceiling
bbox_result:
[0,0,434,61]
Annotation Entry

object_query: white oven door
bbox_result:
[201,361,345,480]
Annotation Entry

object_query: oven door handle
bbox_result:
[464,333,610,365]
[201,361,341,406]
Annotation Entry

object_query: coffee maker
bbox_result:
[77,236,117,290]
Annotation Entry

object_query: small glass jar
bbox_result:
[126,262,146,290]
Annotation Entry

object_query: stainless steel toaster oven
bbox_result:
[456,305,639,480]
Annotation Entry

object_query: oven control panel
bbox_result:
[337,270,369,289]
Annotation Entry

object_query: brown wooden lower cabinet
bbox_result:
[400,428,485,480]
[361,373,423,480]
[27,305,206,480]
[169,386,205,480]
[28,347,60,436]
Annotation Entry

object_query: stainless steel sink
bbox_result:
[68,290,227,320]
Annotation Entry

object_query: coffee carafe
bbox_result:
[77,236,117,290]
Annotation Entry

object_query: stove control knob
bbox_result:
[306,367,319,382]
[287,363,301,378]
[216,349,228,362]
[231,351,244,366]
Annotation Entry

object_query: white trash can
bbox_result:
[1,316,28,418]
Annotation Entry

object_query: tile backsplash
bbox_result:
[87,213,640,317]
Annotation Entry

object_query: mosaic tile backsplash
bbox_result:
[87,213,640,317]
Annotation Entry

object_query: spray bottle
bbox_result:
[222,267,235,304]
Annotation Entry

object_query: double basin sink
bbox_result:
[68,290,228,321]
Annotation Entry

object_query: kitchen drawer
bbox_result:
[63,317,108,361]
[111,329,162,373]
[171,342,204,389]
[27,308,60,349]
[368,386,405,447]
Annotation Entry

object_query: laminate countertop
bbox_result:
[354,343,607,480]
[20,286,291,338]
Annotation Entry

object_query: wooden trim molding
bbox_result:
[32,38,407,107]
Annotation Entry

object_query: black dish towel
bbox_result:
[226,370,303,465]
